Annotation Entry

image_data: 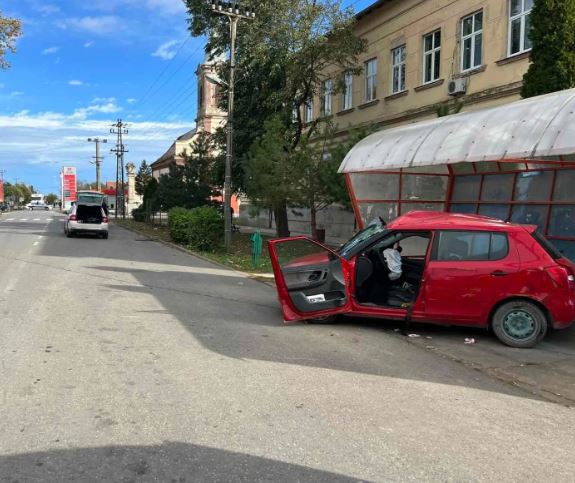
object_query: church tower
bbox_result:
[195,50,227,137]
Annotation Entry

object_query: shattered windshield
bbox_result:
[339,218,388,258]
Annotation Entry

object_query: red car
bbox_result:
[268,211,575,348]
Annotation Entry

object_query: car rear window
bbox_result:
[532,231,563,260]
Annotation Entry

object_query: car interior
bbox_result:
[354,232,432,308]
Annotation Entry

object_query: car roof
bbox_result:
[387,211,534,233]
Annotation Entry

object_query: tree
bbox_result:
[153,133,220,211]
[77,181,97,190]
[0,10,22,69]
[135,160,153,196]
[4,182,31,206]
[521,0,575,98]
[45,193,58,205]
[184,0,366,236]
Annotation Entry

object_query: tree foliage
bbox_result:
[184,0,366,236]
[0,10,22,69]
[149,132,220,212]
[521,0,575,98]
[45,193,58,205]
[135,160,153,196]
[4,182,32,204]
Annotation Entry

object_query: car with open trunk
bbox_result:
[268,211,575,348]
[65,202,109,239]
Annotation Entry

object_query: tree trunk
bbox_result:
[310,204,318,240]
[274,202,290,238]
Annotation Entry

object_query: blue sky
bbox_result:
[0,0,375,195]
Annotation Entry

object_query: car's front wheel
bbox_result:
[492,300,548,348]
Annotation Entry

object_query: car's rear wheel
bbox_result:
[492,300,548,348]
[102,232,109,239]
[66,230,73,238]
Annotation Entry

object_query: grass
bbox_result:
[115,219,274,274]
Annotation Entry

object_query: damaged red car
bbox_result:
[268,211,575,348]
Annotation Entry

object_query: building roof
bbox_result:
[339,87,575,174]
[355,0,394,20]
[388,211,531,233]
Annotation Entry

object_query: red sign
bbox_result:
[62,167,77,202]
[0,180,4,203]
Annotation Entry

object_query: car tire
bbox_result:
[66,230,73,238]
[492,300,548,348]
[307,315,339,325]
[102,232,109,239]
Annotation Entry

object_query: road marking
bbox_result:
[33,241,40,246]
[20,218,28,221]
[6,218,14,221]
[33,218,40,221]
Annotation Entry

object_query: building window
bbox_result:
[461,11,483,71]
[342,72,353,110]
[509,0,533,56]
[322,79,332,116]
[423,30,441,84]
[364,58,377,102]
[304,97,313,123]
[391,45,406,93]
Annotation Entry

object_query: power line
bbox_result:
[110,120,128,220]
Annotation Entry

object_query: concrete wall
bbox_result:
[238,201,357,239]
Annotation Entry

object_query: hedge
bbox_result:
[168,206,224,251]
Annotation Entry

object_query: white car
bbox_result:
[28,202,50,211]
[65,203,109,239]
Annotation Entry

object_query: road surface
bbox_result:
[1,211,574,482]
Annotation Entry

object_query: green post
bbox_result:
[251,231,263,269]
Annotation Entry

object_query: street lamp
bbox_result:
[210,1,256,251]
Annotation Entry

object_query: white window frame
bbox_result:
[422,30,441,84]
[364,58,378,103]
[391,45,406,94]
[304,97,313,123]
[460,11,483,72]
[508,0,533,56]
[342,72,353,111]
[322,79,333,116]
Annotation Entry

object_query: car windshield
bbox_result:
[339,218,388,258]
[77,194,104,204]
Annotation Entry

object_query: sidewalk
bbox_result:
[238,224,349,247]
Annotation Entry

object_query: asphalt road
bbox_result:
[1,210,575,482]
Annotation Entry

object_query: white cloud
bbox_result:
[42,46,60,55]
[69,80,85,86]
[10,91,24,97]
[93,97,117,103]
[58,16,121,35]
[0,110,194,189]
[84,41,94,48]
[152,40,179,60]
[35,4,61,16]
[71,102,123,120]
[126,98,137,104]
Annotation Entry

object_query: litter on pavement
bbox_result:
[464,338,477,345]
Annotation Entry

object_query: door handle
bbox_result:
[491,270,509,277]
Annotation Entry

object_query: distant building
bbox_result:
[151,51,227,180]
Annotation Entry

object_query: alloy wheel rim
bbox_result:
[502,310,537,340]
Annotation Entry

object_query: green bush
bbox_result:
[132,205,146,222]
[168,206,224,251]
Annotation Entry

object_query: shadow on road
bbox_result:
[0,442,360,482]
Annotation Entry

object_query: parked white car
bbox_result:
[27,201,50,211]
[65,203,109,239]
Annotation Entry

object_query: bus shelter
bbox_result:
[339,87,575,260]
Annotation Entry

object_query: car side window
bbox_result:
[433,231,508,261]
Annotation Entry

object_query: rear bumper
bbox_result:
[549,296,575,329]
[68,221,109,233]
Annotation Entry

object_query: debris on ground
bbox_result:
[464,338,477,345]
[408,334,421,338]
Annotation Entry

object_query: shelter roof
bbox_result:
[339,88,575,173]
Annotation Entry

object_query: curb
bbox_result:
[113,221,276,288]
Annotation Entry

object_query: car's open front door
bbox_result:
[268,237,353,322]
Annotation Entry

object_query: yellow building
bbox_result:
[313,0,533,133]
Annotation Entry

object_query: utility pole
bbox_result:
[210,1,256,251]
[87,137,107,192]
[110,120,128,220]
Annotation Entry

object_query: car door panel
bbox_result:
[268,237,353,322]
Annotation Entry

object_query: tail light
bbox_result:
[69,214,77,221]
[547,266,574,289]
[102,216,109,223]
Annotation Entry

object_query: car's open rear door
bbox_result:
[268,237,353,322]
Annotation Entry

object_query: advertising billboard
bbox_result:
[0,179,4,203]
[61,167,77,211]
